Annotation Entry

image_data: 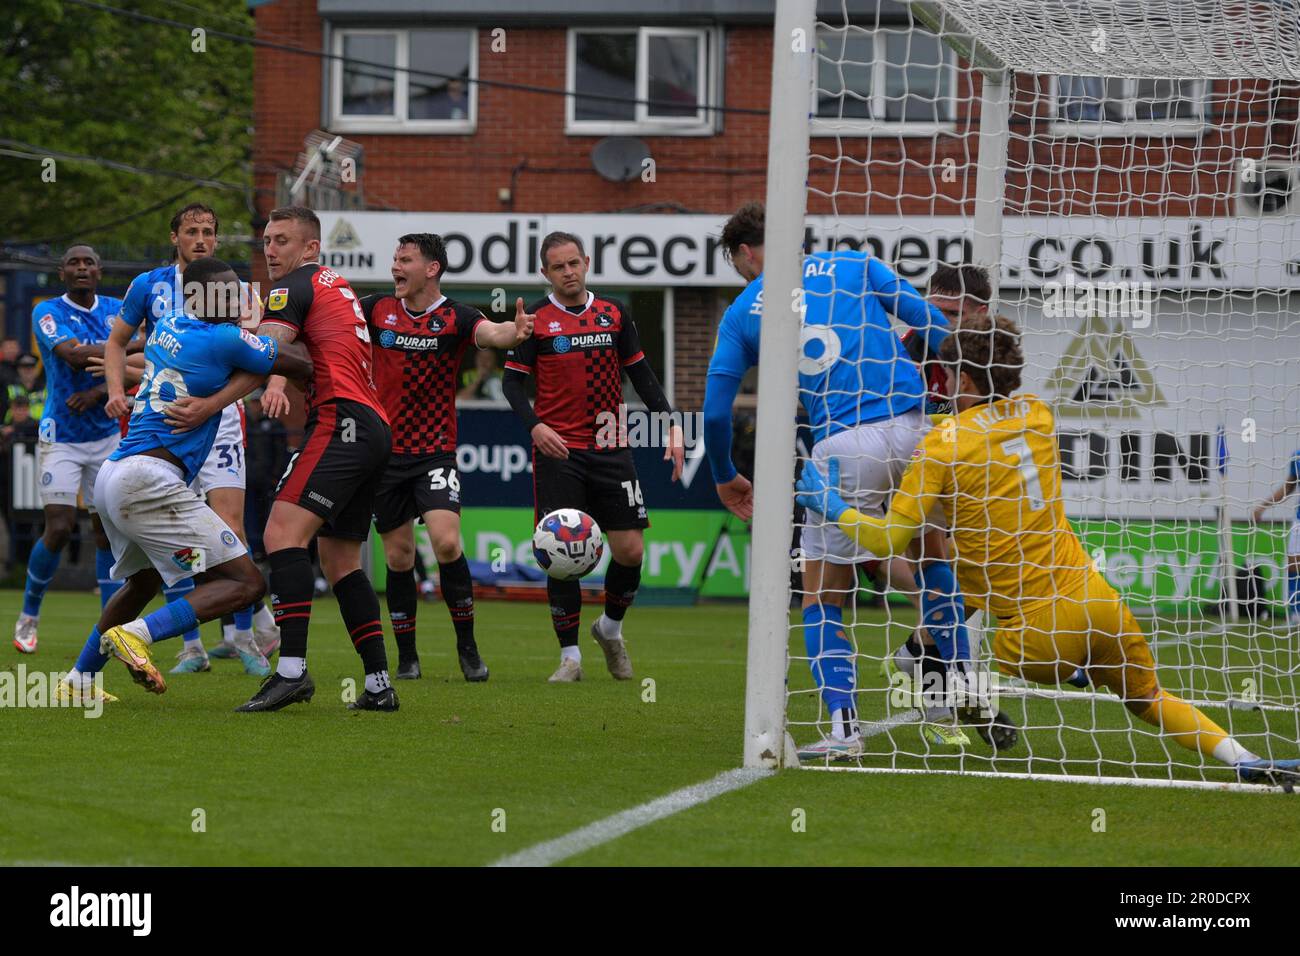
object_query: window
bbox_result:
[331,28,476,133]
[1052,76,1206,134]
[813,25,954,135]
[567,28,716,135]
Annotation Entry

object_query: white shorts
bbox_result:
[95,455,247,587]
[1288,520,1300,557]
[800,408,931,565]
[37,433,121,510]
[192,404,246,496]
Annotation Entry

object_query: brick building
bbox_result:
[250,0,1300,420]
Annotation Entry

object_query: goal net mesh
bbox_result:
[786,0,1300,787]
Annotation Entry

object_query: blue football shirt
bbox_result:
[31,294,124,444]
[112,311,279,484]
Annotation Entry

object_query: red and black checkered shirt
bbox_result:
[504,292,644,450]
[361,293,486,454]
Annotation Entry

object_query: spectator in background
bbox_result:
[1,354,46,425]
[457,346,504,401]
[0,339,21,387]
[1,394,42,568]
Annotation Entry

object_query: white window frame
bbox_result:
[1048,75,1209,137]
[810,25,957,138]
[330,27,477,134]
[566,26,718,136]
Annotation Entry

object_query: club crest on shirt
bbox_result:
[267,288,289,311]
[595,313,613,328]
[427,317,445,334]
[39,315,58,338]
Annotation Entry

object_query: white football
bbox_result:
[532,508,604,581]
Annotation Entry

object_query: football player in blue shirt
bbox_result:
[105,202,280,675]
[14,245,125,655]
[60,257,313,703]
[703,202,978,759]
[1253,449,1300,627]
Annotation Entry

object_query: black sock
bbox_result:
[268,547,314,663]
[221,612,235,628]
[333,568,388,677]
[603,559,641,622]
[438,555,476,651]
[919,646,948,710]
[547,577,581,648]
[905,633,923,657]
[386,565,418,660]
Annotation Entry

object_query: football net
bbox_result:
[747,0,1300,789]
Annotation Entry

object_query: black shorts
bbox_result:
[374,451,461,533]
[532,447,649,532]
[276,400,392,540]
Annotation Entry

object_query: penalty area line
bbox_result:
[488,767,773,867]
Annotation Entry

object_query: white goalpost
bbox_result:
[744,0,1300,789]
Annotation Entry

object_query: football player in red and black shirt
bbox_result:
[503,232,684,683]
[175,206,398,713]
[360,233,532,682]
[900,263,991,415]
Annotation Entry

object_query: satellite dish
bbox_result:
[591,137,651,183]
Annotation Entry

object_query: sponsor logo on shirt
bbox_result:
[379,330,440,352]
[267,288,289,311]
[552,335,571,354]
[548,320,562,333]
[568,332,614,350]
[384,313,398,326]
[238,329,268,351]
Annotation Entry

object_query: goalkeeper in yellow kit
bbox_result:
[795,313,1298,787]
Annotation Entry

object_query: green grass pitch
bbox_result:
[1,591,1296,866]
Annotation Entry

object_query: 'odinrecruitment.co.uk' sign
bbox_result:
[317,212,1300,290]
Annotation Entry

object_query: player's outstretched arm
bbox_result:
[475,298,534,349]
[796,457,923,556]
[268,339,313,381]
[866,257,951,354]
[103,318,138,418]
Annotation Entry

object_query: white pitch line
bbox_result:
[489,767,773,867]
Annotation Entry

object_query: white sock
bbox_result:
[232,628,254,647]
[1215,737,1258,765]
[19,611,37,624]
[253,605,276,631]
[365,671,391,694]
[596,614,622,640]
[64,669,83,687]
[831,707,857,740]
[123,618,152,645]
[277,655,305,679]
[222,623,236,645]
[183,634,205,652]
[561,645,581,664]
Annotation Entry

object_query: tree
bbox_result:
[0,0,254,262]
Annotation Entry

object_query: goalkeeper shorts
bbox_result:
[991,570,1159,702]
